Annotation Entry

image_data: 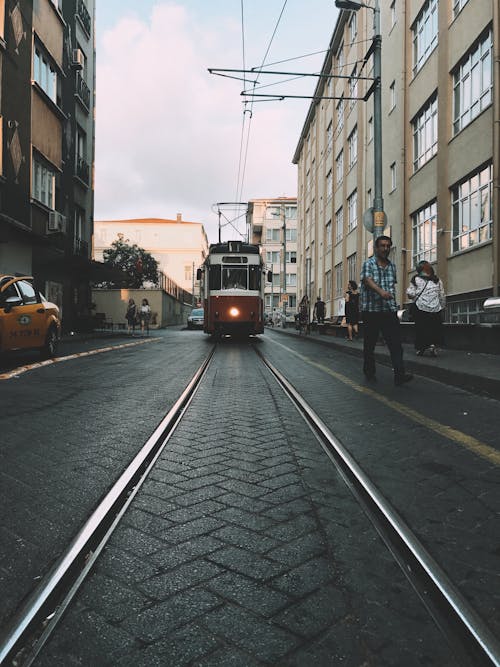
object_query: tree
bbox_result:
[102,234,159,288]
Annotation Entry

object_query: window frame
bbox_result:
[412,200,437,265]
[451,163,493,253]
[412,94,438,172]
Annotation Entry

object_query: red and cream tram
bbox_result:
[198,241,270,337]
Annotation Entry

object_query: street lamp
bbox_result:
[271,206,287,324]
[335,0,385,240]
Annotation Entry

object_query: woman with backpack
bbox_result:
[407,261,446,356]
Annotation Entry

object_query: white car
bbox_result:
[187,308,204,329]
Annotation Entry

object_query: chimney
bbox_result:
[176,213,182,223]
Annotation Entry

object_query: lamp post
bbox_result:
[335,0,385,240]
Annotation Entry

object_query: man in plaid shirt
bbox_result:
[360,235,413,386]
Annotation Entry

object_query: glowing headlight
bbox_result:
[229,307,240,317]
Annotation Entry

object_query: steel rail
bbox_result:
[257,349,500,667]
[0,346,216,666]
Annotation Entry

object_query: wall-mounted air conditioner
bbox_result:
[72,49,84,70]
[47,211,67,234]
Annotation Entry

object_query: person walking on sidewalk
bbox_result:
[139,298,151,336]
[125,298,137,335]
[313,296,326,324]
[345,280,360,341]
[407,261,446,357]
[360,235,413,386]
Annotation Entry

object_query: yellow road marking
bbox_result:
[269,338,500,466]
[0,337,161,381]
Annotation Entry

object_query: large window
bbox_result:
[32,155,55,209]
[326,169,333,203]
[453,30,492,135]
[412,201,437,264]
[335,263,343,296]
[348,126,357,168]
[412,95,437,171]
[266,251,280,264]
[285,250,296,263]
[337,97,344,132]
[412,0,438,73]
[453,0,470,17]
[347,190,357,232]
[335,207,343,243]
[286,273,297,287]
[326,121,333,155]
[336,150,344,185]
[451,164,492,252]
[349,12,357,43]
[347,253,357,282]
[326,220,332,249]
[349,66,358,107]
[33,47,58,103]
[285,228,297,242]
[325,270,332,300]
[266,228,280,242]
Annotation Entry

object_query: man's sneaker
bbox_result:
[394,373,414,386]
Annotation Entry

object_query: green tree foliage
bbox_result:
[102,234,159,288]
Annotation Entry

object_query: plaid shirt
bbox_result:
[360,255,398,312]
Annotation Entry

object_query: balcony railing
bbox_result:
[76,0,91,36]
[75,72,90,109]
[75,157,90,185]
[74,237,89,257]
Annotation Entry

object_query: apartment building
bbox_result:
[247,197,298,314]
[93,215,209,295]
[0,0,96,330]
[293,0,499,324]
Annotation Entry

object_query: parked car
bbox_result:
[0,275,61,357]
[187,307,204,329]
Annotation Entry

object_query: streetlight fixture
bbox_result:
[335,0,385,241]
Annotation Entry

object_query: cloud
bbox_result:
[95,3,303,240]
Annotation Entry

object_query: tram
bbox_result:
[198,241,270,337]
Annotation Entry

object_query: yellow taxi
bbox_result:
[0,275,61,357]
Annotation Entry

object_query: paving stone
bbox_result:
[174,473,228,491]
[132,494,178,517]
[262,497,314,521]
[174,485,227,506]
[120,588,221,642]
[259,472,302,490]
[161,516,225,542]
[207,571,291,617]
[202,603,299,663]
[98,546,159,585]
[122,508,175,535]
[264,514,317,542]
[273,583,347,638]
[79,572,150,623]
[196,646,262,666]
[266,530,326,567]
[213,506,276,532]
[206,545,287,581]
[216,491,274,513]
[140,479,184,500]
[260,483,308,505]
[217,479,271,498]
[165,499,227,523]
[271,556,335,597]
[137,559,223,599]
[103,526,168,557]
[211,525,281,553]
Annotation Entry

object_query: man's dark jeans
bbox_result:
[362,311,404,377]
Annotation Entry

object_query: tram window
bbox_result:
[222,267,247,290]
[209,265,221,290]
[249,265,261,290]
[222,256,247,263]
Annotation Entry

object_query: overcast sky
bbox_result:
[95,1,339,242]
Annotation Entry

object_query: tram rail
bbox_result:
[0,346,216,666]
[2,339,499,666]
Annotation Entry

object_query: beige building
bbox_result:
[93,214,209,295]
[293,0,499,324]
[247,197,298,313]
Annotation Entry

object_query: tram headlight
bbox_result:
[229,307,240,317]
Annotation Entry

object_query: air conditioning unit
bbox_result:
[72,48,84,70]
[47,211,67,234]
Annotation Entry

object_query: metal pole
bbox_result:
[192,261,195,305]
[372,0,385,241]
[282,205,287,322]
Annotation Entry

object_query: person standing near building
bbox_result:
[407,261,446,356]
[313,296,326,324]
[360,235,413,385]
[345,280,360,341]
[125,298,137,335]
[139,298,151,336]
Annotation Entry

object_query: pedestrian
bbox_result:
[298,295,310,333]
[139,298,151,336]
[313,296,326,324]
[360,235,413,385]
[407,260,446,356]
[345,280,360,341]
[125,298,137,334]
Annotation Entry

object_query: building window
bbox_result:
[288,295,297,309]
[389,80,396,110]
[348,126,357,168]
[285,228,297,242]
[335,262,343,296]
[285,250,296,263]
[349,12,357,43]
[451,163,492,252]
[367,188,372,208]
[266,250,280,263]
[448,298,492,325]
[453,0,470,17]
[335,207,343,243]
[285,205,297,219]
[347,253,357,282]
[32,154,55,209]
[33,46,58,103]
[325,270,332,300]
[306,169,311,193]
[337,97,344,132]
[453,30,493,135]
[326,169,333,203]
[367,116,373,142]
[336,150,344,185]
[326,121,333,155]
[326,220,332,249]
[272,273,280,287]
[286,273,297,287]
[184,265,192,281]
[347,190,357,232]
[349,65,358,107]
[337,42,344,72]
[412,0,438,73]
[266,228,281,242]
[390,162,396,191]
[390,1,396,28]
[412,201,437,264]
[412,94,438,171]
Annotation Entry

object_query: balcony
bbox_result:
[75,157,90,185]
[76,0,91,36]
[75,71,90,110]
[74,237,89,257]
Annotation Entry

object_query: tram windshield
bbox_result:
[222,267,247,290]
[209,264,261,290]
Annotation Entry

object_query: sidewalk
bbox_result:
[272,324,500,400]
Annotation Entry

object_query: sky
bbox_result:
[95,1,339,242]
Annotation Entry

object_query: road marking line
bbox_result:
[0,337,161,381]
[270,338,500,466]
